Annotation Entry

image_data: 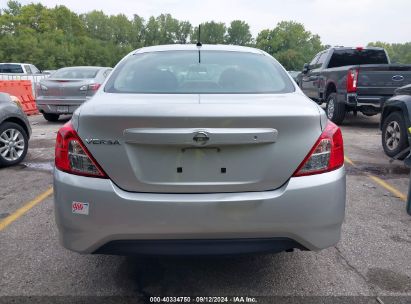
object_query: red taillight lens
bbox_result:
[346,69,359,93]
[79,83,101,92]
[55,122,107,178]
[88,83,101,91]
[293,121,344,177]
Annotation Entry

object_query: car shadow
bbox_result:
[340,113,380,129]
[51,115,72,124]
[320,106,380,129]
[104,251,313,297]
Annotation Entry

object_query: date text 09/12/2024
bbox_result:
[150,297,257,303]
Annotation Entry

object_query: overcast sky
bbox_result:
[4,0,411,46]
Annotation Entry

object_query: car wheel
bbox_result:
[382,111,408,159]
[326,93,345,124]
[0,122,29,167]
[43,113,60,122]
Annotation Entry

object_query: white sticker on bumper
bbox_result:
[72,201,89,215]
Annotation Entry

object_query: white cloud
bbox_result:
[6,0,411,45]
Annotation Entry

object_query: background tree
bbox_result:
[144,16,160,46]
[225,20,253,46]
[193,21,226,44]
[80,10,112,41]
[256,21,324,70]
[368,41,411,64]
[130,14,145,48]
[109,13,133,46]
[2,0,21,16]
[1,1,410,71]
[176,20,192,44]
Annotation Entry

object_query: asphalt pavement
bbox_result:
[0,113,410,303]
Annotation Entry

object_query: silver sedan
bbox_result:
[53,45,346,255]
[36,66,112,122]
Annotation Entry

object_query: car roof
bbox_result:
[328,46,385,51]
[0,63,33,65]
[134,44,266,55]
[56,66,111,70]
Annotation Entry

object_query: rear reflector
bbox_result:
[55,122,107,178]
[293,121,344,177]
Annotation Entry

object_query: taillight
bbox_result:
[293,121,344,177]
[88,83,101,91]
[346,69,359,93]
[79,83,101,92]
[55,121,107,178]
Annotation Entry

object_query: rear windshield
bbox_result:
[328,49,389,68]
[51,68,100,79]
[0,64,24,73]
[105,51,294,94]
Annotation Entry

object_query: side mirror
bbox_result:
[302,63,309,74]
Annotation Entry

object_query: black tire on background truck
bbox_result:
[382,111,409,159]
[326,93,346,124]
[42,113,60,122]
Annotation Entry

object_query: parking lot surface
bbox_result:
[0,113,410,301]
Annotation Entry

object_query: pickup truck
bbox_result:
[299,47,411,124]
[0,63,49,96]
[0,63,41,75]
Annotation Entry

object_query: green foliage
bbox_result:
[3,1,21,16]
[193,22,226,44]
[1,2,409,72]
[226,20,253,46]
[0,2,148,69]
[256,21,325,70]
[368,41,411,64]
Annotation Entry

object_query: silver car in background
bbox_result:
[36,66,112,122]
[0,93,31,167]
[54,45,346,255]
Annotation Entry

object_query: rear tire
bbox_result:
[382,111,408,159]
[0,122,29,167]
[326,93,345,124]
[43,113,60,122]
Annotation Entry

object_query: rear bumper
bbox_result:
[94,238,308,255]
[36,97,89,114]
[54,167,346,255]
[338,93,388,109]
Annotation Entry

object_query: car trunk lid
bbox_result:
[77,93,322,193]
[38,78,93,98]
